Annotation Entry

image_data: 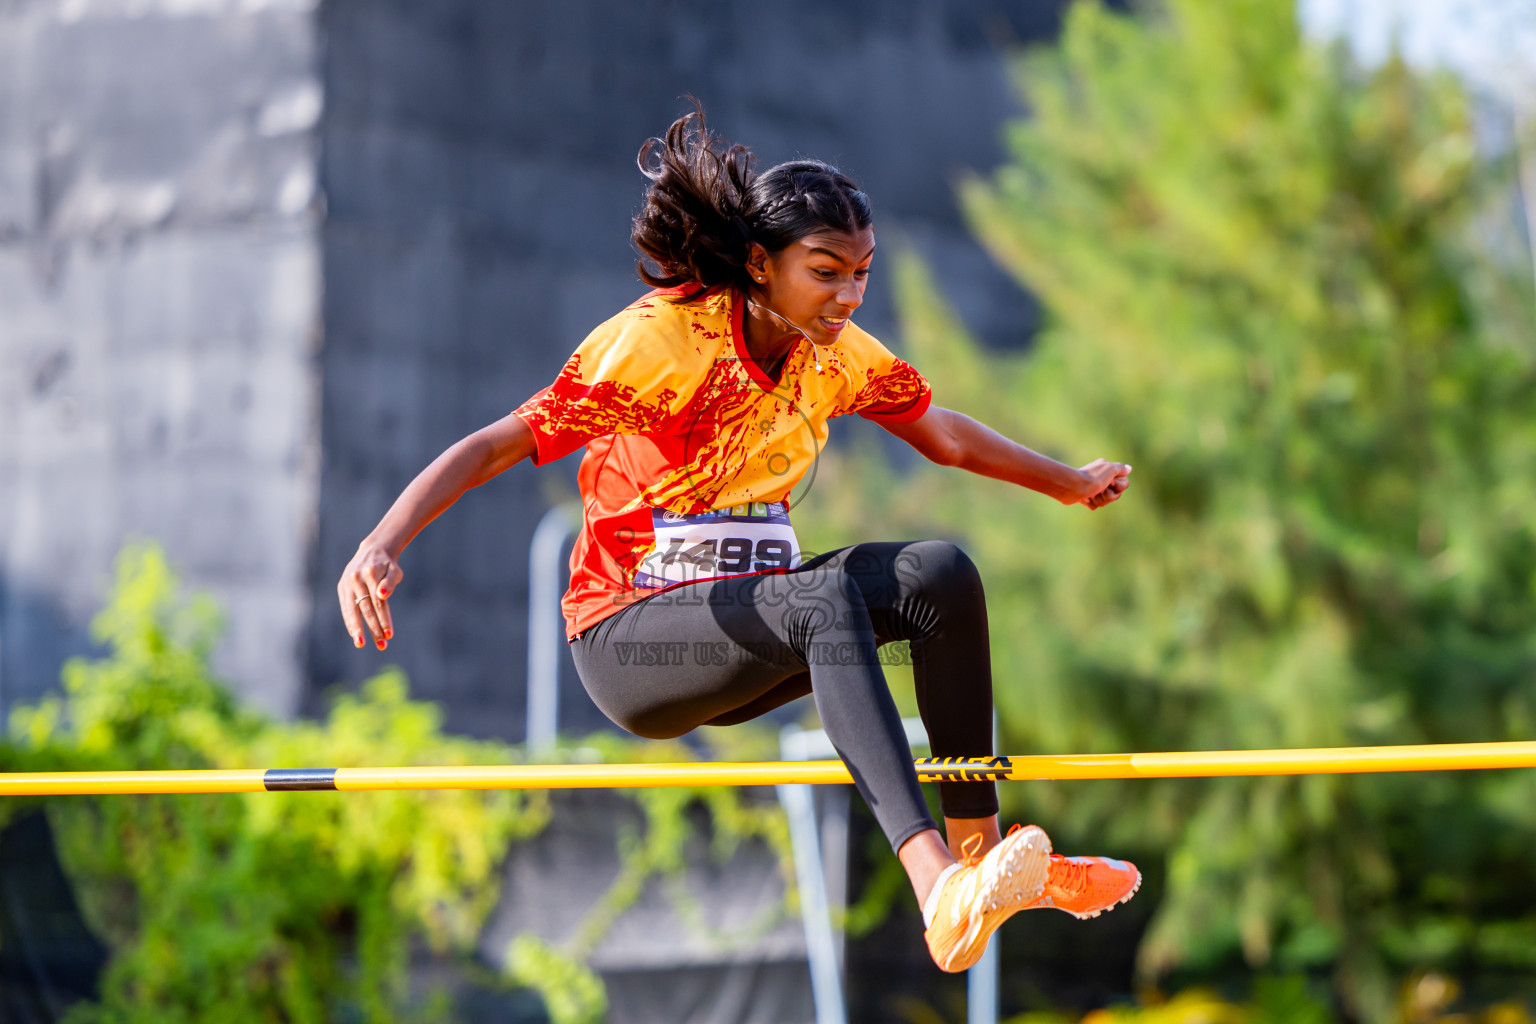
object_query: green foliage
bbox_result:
[1047,978,1330,1024]
[540,731,795,963]
[1003,973,1530,1024]
[0,543,798,1023]
[497,733,793,1024]
[3,544,548,1023]
[507,936,607,1024]
[800,0,1536,1020]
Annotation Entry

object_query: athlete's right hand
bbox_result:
[1076,460,1132,510]
[339,543,404,650]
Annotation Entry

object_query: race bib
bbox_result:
[633,501,802,589]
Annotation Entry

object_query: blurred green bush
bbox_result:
[2,543,551,1022]
[1001,973,1531,1024]
[799,0,1536,1020]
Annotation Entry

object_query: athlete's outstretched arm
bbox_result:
[881,405,1130,509]
[338,413,538,650]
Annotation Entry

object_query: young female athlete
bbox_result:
[338,107,1138,972]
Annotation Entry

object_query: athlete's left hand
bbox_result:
[1079,460,1131,510]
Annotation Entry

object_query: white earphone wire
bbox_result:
[746,295,824,371]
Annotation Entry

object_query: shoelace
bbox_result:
[1048,856,1093,897]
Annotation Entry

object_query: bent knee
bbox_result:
[903,540,983,599]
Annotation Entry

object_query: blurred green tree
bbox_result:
[799,0,1536,1018]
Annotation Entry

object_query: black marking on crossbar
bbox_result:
[913,756,1014,782]
[263,768,338,791]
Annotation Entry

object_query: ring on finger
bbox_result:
[355,595,372,606]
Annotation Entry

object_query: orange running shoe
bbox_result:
[1023,853,1141,920]
[923,824,1051,973]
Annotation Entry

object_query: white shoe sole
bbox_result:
[941,825,1052,971]
[1068,866,1142,920]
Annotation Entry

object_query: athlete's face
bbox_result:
[745,227,875,349]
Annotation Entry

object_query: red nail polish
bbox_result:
[354,636,364,648]
[376,639,386,650]
[378,589,388,598]
[384,628,393,639]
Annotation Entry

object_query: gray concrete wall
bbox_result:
[0,0,323,715]
[482,789,813,1024]
[311,0,1051,740]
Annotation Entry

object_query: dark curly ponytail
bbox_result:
[632,101,873,294]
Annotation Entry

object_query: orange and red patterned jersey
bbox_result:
[514,284,931,637]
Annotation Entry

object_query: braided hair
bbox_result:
[631,101,873,294]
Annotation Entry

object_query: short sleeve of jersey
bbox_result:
[514,309,693,466]
[838,324,933,424]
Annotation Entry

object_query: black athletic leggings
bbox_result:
[571,540,997,852]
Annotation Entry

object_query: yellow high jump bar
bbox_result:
[2,741,1536,796]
